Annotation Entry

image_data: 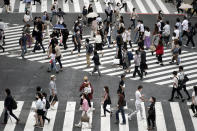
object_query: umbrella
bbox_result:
[0,22,8,30]
[179,3,193,10]
[86,12,98,18]
[53,24,65,30]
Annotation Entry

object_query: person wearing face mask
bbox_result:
[49,75,58,110]
[101,86,112,117]
[71,30,82,56]
[147,96,156,130]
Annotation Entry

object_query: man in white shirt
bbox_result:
[169,71,184,102]
[181,16,189,38]
[174,25,179,39]
[163,21,170,45]
[128,85,144,120]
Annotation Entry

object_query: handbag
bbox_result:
[81,112,89,122]
[150,44,156,51]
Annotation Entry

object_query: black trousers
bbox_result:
[103,101,111,115]
[73,42,81,53]
[186,36,195,47]
[121,3,127,12]
[33,40,45,52]
[130,19,136,29]
[147,115,155,127]
[178,85,190,98]
[133,66,142,77]
[191,104,197,114]
[192,9,197,16]
[4,109,19,123]
[170,87,183,100]
[42,111,50,122]
[62,37,68,49]
[182,30,188,38]
[56,56,62,69]
[0,45,4,51]
[157,54,163,63]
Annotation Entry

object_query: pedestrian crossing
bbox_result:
[0,0,176,14]
[0,100,196,131]
[1,25,197,90]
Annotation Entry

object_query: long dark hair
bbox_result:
[104,86,109,94]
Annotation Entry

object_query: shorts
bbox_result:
[37,109,44,116]
[49,95,58,102]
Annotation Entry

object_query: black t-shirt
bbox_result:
[37,21,44,32]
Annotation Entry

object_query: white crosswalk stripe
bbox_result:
[0,101,196,131]
[1,25,197,90]
[0,0,175,14]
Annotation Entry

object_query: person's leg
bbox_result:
[103,102,107,116]
[169,87,176,100]
[97,65,101,76]
[176,88,184,100]
[56,56,63,69]
[0,45,4,52]
[183,85,190,99]
[39,115,44,127]
[147,116,151,127]
[191,104,196,114]
[4,109,8,123]
[86,54,90,67]
[9,110,19,121]
[21,46,24,58]
[92,65,96,74]
[133,66,137,77]
[190,37,195,47]
[39,40,45,53]
[115,109,120,122]
[120,107,126,123]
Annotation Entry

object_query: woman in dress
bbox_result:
[144,26,151,49]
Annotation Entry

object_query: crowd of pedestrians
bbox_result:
[1,0,197,130]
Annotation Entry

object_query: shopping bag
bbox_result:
[81,112,89,122]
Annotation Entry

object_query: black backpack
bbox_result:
[45,100,50,110]
[160,22,165,31]
[12,98,17,110]
[88,44,93,54]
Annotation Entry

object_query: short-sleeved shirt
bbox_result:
[49,80,57,95]
[182,19,188,31]
[173,77,178,88]
[135,90,142,105]
[192,91,197,105]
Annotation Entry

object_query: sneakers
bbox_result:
[120,122,126,125]
[192,46,196,49]
[75,123,81,128]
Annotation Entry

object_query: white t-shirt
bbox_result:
[24,14,30,22]
[122,32,127,42]
[182,19,189,31]
[127,31,131,41]
[144,31,150,37]
[163,24,170,35]
[36,99,44,110]
[135,90,142,105]
[174,29,179,39]
[192,91,197,105]
[140,24,144,32]
[173,77,178,88]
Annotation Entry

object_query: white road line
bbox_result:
[81,102,93,131]
[4,101,24,131]
[137,102,148,131]
[63,0,69,12]
[0,101,4,119]
[24,102,36,131]
[145,0,158,13]
[10,0,16,12]
[83,0,90,8]
[119,105,129,131]
[159,70,197,85]
[0,8,3,13]
[94,0,103,13]
[155,0,170,14]
[126,0,133,12]
[73,0,81,12]
[155,102,167,131]
[63,102,76,131]
[31,1,37,12]
[170,102,186,131]
[114,0,125,13]
[135,0,147,13]
[43,102,59,131]
[19,1,25,13]
[187,102,197,131]
[41,0,48,12]
[101,105,110,131]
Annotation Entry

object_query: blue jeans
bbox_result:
[116,106,126,123]
[107,36,111,47]
[21,45,27,58]
[49,60,58,72]
[134,31,139,43]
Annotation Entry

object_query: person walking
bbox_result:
[162,21,170,46]
[4,0,10,13]
[105,3,113,23]
[128,85,144,120]
[79,76,94,110]
[42,92,50,124]
[48,49,59,73]
[115,90,126,125]
[130,8,138,29]
[133,50,142,79]
[19,33,27,59]
[191,86,197,117]
[50,0,58,22]
[140,47,147,78]
[118,74,126,97]
[184,22,196,48]
[105,22,112,48]
[2,88,20,125]
[0,29,5,52]
[61,24,69,50]
[147,96,156,130]
[144,26,151,49]
[178,66,191,100]
[101,86,112,117]
[49,75,58,110]
[85,38,93,67]
[55,43,63,71]
[75,93,91,128]
[91,51,101,76]
[34,93,44,128]
[95,31,104,56]
[181,16,189,39]
[168,71,184,102]
[71,30,82,56]
[156,40,164,66]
